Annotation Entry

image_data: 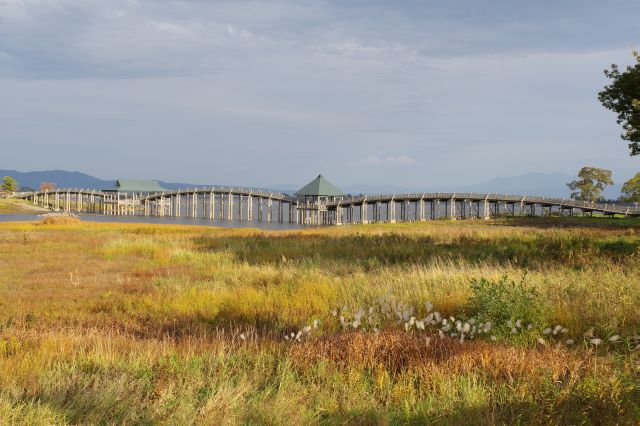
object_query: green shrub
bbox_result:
[466,275,549,341]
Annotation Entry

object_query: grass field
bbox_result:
[0,216,638,424]
[0,198,48,214]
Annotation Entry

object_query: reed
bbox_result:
[0,217,638,424]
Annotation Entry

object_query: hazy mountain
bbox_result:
[1,169,623,200]
[0,169,216,192]
[0,169,112,191]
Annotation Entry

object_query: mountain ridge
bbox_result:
[0,169,624,200]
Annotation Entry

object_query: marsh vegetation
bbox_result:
[0,217,638,424]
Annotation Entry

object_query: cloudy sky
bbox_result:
[1,0,639,187]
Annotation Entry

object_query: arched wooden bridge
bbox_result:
[17,188,640,225]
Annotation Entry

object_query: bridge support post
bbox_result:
[228,192,234,220]
[267,197,272,222]
[209,191,215,219]
[483,197,490,219]
[418,197,425,221]
[361,201,368,224]
[248,195,253,221]
[336,204,343,225]
[387,199,396,223]
[449,196,456,220]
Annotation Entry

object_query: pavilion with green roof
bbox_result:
[105,179,167,194]
[295,174,345,203]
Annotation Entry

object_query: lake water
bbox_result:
[0,213,313,230]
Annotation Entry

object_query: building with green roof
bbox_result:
[295,174,345,203]
[105,179,167,194]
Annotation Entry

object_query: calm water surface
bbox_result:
[0,213,313,230]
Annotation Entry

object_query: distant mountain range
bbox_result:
[0,170,212,192]
[0,169,624,200]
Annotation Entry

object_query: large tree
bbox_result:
[598,51,640,156]
[1,176,18,193]
[567,167,613,202]
[620,172,640,203]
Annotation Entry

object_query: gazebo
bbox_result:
[295,174,345,204]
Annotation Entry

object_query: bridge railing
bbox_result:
[329,193,639,215]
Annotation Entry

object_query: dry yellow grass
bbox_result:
[0,217,638,424]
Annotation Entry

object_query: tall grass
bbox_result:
[0,217,638,424]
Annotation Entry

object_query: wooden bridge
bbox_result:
[17,188,640,225]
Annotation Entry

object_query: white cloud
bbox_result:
[351,155,418,167]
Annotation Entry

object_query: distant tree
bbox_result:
[620,172,640,203]
[567,167,614,202]
[1,176,17,193]
[598,51,640,156]
[39,182,57,192]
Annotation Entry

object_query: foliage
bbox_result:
[567,166,614,202]
[1,176,17,193]
[620,172,640,203]
[598,50,640,156]
[0,220,638,423]
[466,276,548,339]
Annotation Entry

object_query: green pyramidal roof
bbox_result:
[109,179,167,193]
[295,175,345,197]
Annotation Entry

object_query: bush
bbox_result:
[38,213,81,225]
[466,275,549,340]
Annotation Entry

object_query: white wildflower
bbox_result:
[566,339,575,345]
[608,335,620,342]
[561,328,568,334]
[543,327,552,335]
[527,324,533,330]
[240,333,246,341]
[589,338,602,346]
[490,335,497,341]
[515,319,522,328]
[425,301,433,313]
[462,323,471,333]
[537,337,546,345]
[553,325,562,335]
[484,322,492,333]
[303,326,311,333]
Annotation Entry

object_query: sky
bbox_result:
[1,0,639,188]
